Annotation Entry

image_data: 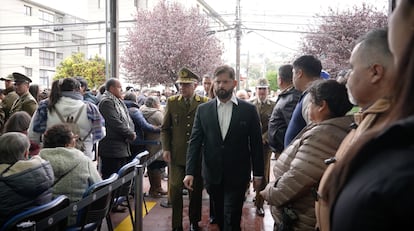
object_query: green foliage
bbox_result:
[266,70,278,91]
[55,53,106,90]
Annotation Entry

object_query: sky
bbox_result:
[32,0,389,63]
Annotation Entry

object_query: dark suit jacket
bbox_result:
[186,98,264,187]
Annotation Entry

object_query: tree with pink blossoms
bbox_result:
[298,3,387,77]
[121,1,223,86]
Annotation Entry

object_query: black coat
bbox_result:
[186,98,264,187]
[268,87,301,153]
[331,115,414,231]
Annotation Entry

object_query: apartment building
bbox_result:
[0,0,87,89]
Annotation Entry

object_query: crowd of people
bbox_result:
[1,1,414,230]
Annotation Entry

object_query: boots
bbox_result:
[148,169,167,198]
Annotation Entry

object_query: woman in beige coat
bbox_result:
[260,80,353,231]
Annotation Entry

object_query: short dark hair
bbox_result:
[60,77,81,92]
[308,79,353,118]
[74,76,88,90]
[105,78,118,91]
[43,123,73,148]
[214,65,235,80]
[278,64,293,82]
[98,84,106,94]
[293,55,322,78]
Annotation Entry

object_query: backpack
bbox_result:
[55,104,91,152]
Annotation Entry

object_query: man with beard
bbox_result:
[184,65,264,231]
[161,67,208,231]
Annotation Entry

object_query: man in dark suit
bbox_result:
[184,65,264,231]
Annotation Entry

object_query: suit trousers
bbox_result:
[170,163,203,228]
[101,157,130,179]
[206,182,247,231]
[255,144,272,208]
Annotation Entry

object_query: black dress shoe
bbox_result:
[209,217,217,224]
[111,205,126,213]
[189,223,199,231]
[172,227,183,231]
[256,207,265,217]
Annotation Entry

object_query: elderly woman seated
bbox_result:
[0,132,54,226]
[39,123,102,225]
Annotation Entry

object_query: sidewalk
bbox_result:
[106,159,277,231]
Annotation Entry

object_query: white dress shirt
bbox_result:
[217,94,238,140]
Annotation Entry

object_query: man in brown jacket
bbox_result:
[8,73,37,118]
[161,67,209,231]
[315,28,394,231]
[250,78,275,216]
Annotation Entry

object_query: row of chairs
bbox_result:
[0,154,146,231]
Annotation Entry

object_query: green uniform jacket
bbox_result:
[9,91,38,117]
[161,94,209,166]
[250,98,276,143]
[1,88,18,119]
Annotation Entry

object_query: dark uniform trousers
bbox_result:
[161,94,208,228]
[170,162,203,228]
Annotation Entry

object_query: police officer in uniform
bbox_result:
[0,74,19,125]
[250,78,275,217]
[161,67,208,231]
[8,72,37,118]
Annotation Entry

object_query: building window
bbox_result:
[24,27,32,36]
[25,67,33,77]
[56,52,63,59]
[25,47,32,56]
[39,50,55,67]
[39,30,55,41]
[24,5,32,16]
[72,34,85,45]
[56,34,63,41]
[56,16,63,23]
[39,10,54,25]
[39,69,53,89]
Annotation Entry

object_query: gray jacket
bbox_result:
[0,156,54,225]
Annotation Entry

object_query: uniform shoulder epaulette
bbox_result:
[168,95,179,102]
[195,94,209,102]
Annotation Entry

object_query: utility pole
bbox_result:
[235,0,241,90]
[105,0,110,80]
[109,0,119,79]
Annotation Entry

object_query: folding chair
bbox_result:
[66,173,118,231]
[0,195,70,231]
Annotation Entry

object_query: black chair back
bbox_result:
[0,195,70,231]
[68,173,118,231]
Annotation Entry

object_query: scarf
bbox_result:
[104,91,132,128]
[61,91,84,101]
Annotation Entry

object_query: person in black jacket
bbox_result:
[268,64,301,155]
